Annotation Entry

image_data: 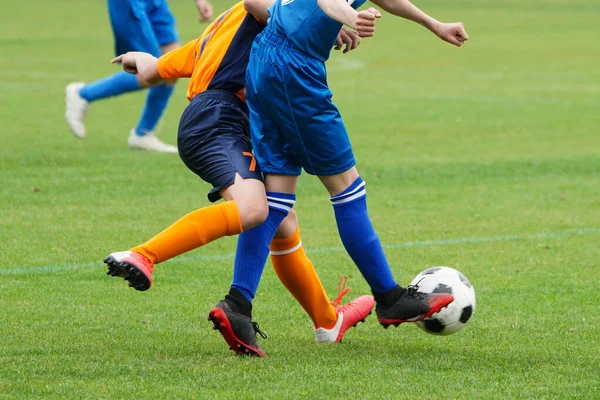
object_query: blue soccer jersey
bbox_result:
[267,0,367,61]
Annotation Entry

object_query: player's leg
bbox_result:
[104,92,267,290]
[128,0,179,152]
[270,209,374,343]
[313,141,453,325]
[319,167,449,325]
[207,70,304,356]
[219,64,372,349]
[65,0,154,138]
[250,36,453,326]
[208,172,298,357]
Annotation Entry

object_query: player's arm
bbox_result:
[243,0,275,21]
[316,0,381,37]
[369,0,469,46]
[156,38,199,79]
[111,39,199,85]
[111,52,162,85]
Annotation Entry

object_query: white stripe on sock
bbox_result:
[266,196,296,206]
[269,241,303,256]
[268,201,292,213]
[330,188,366,205]
[330,181,366,201]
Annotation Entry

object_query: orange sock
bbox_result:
[270,227,338,329]
[131,201,243,263]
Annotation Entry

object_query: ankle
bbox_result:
[225,287,253,318]
[373,285,405,308]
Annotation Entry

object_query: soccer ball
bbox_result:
[409,266,476,336]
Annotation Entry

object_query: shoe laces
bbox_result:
[402,278,427,301]
[252,322,268,339]
[331,276,351,307]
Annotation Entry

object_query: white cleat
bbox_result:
[313,294,375,343]
[314,313,345,344]
[127,129,178,153]
[65,82,89,138]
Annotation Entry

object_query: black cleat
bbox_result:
[377,284,454,327]
[208,300,267,357]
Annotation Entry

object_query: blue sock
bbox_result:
[331,177,397,294]
[231,192,296,302]
[79,71,141,102]
[134,83,175,136]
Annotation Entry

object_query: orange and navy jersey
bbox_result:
[157,2,264,102]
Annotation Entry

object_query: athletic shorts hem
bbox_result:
[207,169,264,203]
[259,167,302,176]
[207,173,236,203]
[304,159,356,176]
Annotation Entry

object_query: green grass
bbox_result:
[1,0,599,398]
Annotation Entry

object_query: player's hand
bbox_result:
[111,52,141,74]
[434,22,469,47]
[195,0,213,22]
[355,8,381,38]
[111,52,161,85]
[334,28,361,53]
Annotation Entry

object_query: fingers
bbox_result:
[111,54,124,64]
[448,36,462,47]
[356,9,380,38]
[368,7,382,18]
[438,22,470,47]
[335,29,354,52]
[343,29,360,53]
[340,31,350,52]
[341,32,350,53]
[356,26,374,38]
[335,33,344,50]
[354,7,384,39]
[110,53,139,73]
[453,22,469,43]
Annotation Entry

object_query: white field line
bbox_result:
[1,227,598,277]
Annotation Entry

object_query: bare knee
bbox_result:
[220,174,269,230]
[274,209,299,239]
[319,166,360,196]
[237,199,269,230]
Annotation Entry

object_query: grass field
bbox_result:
[1,0,599,398]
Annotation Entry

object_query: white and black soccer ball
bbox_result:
[409,266,476,336]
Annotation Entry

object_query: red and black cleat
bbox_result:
[377,285,454,328]
[104,251,154,291]
[208,300,267,357]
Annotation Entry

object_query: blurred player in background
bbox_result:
[65,0,213,153]
[241,0,469,329]
[104,1,372,357]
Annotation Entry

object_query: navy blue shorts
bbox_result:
[178,90,263,202]
[108,0,179,57]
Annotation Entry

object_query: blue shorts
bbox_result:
[245,28,356,176]
[108,0,179,57]
[178,90,263,202]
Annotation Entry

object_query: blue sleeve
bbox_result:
[351,0,368,10]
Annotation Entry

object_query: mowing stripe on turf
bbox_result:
[2,227,599,276]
